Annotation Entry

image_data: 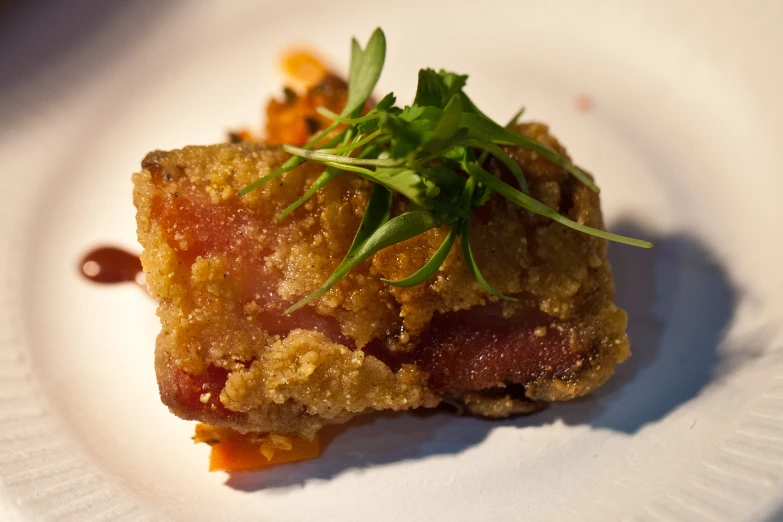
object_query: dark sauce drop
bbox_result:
[79,246,144,286]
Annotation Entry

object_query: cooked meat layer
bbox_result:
[133,124,629,437]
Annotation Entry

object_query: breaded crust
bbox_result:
[133,123,629,435]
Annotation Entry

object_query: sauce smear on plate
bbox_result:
[79,246,144,285]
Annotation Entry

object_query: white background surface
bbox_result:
[1,1,782,520]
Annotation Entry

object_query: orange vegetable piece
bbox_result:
[281,50,328,88]
[265,74,349,146]
[194,424,320,472]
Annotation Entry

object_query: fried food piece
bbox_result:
[133,122,629,437]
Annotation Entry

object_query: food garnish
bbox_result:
[238,28,651,315]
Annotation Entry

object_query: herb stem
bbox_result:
[317,107,382,125]
[319,130,383,155]
[322,161,377,177]
[464,161,652,248]
[282,145,405,167]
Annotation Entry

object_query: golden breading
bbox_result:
[133,123,630,436]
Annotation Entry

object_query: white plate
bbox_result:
[1,0,783,520]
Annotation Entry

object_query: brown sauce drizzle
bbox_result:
[79,246,145,286]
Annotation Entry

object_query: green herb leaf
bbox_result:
[348,38,362,94]
[380,113,424,157]
[457,91,491,119]
[285,195,440,314]
[459,112,600,192]
[238,131,345,196]
[277,167,342,220]
[374,92,397,111]
[350,184,394,247]
[373,167,432,208]
[400,106,443,131]
[382,226,455,287]
[414,69,444,108]
[237,155,304,196]
[460,219,517,301]
[466,139,530,196]
[342,28,386,117]
[346,209,440,264]
[471,184,493,208]
[420,165,465,193]
[438,70,469,103]
[463,160,653,248]
[506,106,526,128]
[284,184,392,314]
[422,94,462,153]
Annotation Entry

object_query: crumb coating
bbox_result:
[133,123,630,436]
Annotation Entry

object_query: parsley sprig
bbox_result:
[239,28,652,315]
